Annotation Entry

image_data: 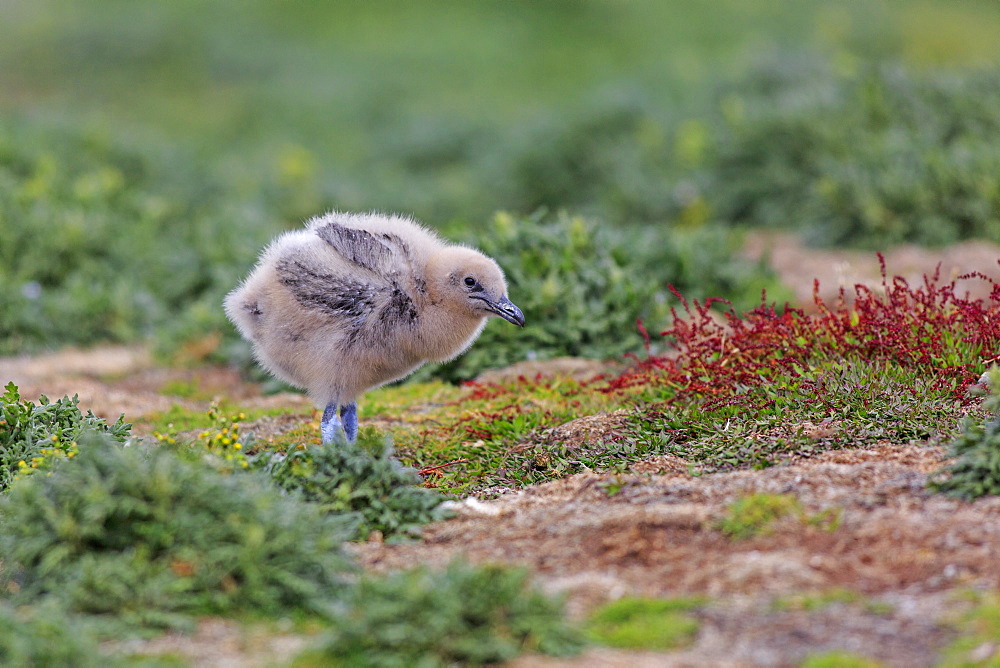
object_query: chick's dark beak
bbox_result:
[490,295,525,327]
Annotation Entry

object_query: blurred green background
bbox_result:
[2,0,999,378]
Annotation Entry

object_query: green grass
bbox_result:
[372,355,969,497]
[630,359,965,475]
[584,597,702,650]
[772,588,871,613]
[800,651,883,668]
[717,493,804,540]
[383,374,634,496]
[692,61,1000,248]
[939,592,1000,667]
[142,401,300,437]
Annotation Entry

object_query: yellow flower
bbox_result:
[233,443,242,450]
[16,460,26,468]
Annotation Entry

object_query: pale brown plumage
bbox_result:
[224,211,524,442]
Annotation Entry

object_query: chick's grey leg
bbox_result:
[340,402,358,443]
[321,403,344,444]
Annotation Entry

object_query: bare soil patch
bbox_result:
[746,233,1000,310]
[0,345,310,436]
[353,444,996,666]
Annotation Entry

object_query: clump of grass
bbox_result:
[266,430,452,541]
[0,435,355,629]
[939,592,1000,667]
[0,381,131,492]
[584,597,701,650]
[717,493,803,540]
[0,602,102,667]
[800,651,883,668]
[718,493,840,540]
[772,588,864,613]
[930,367,1000,500]
[295,560,584,667]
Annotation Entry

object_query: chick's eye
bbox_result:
[464,277,476,287]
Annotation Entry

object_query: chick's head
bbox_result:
[427,247,525,327]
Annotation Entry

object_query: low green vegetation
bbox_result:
[930,367,1000,500]
[800,651,883,668]
[717,493,803,540]
[584,597,701,650]
[689,62,1000,248]
[295,561,584,667]
[0,602,102,668]
[15,58,1000,369]
[0,391,579,664]
[0,380,131,491]
[144,399,296,436]
[266,432,452,542]
[0,435,356,629]
[939,592,1000,667]
[0,118,253,357]
[716,494,841,541]
[386,374,633,496]
[629,359,961,474]
[772,588,879,614]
